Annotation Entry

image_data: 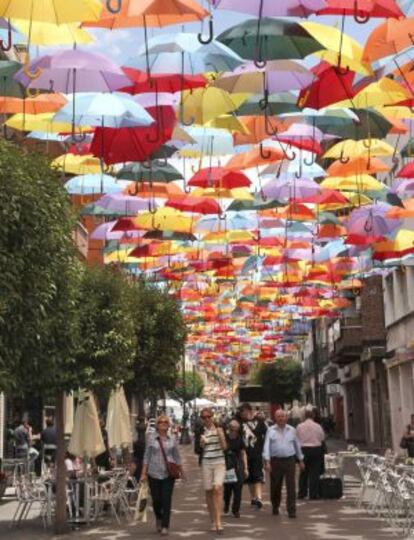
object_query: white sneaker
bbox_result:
[161,528,169,536]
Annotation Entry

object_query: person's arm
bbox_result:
[241,449,248,478]
[140,440,151,482]
[217,426,227,451]
[293,431,304,468]
[262,428,271,471]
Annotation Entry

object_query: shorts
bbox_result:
[202,462,226,490]
[246,456,264,484]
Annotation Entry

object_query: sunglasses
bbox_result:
[201,415,212,420]
[157,421,169,425]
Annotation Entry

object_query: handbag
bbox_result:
[158,437,181,480]
[400,437,408,450]
[224,468,238,484]
[135,481,148,522]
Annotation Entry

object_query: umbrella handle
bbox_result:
[253,49,267,69]
[259,88,269,111]
[26,87,40,98]
[197,17,214,45]
[284,146,296,162]
[362,138,372,149]
[106,0,122,13]
[339,151,350,164]
[181,114,195,127]
[353,1,370,23]
[294,161,303,179]
[23,63,43,81]
[0,21,12,52]
[303,154,316,166]
[259,143,271,160]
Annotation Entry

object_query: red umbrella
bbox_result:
[396,162,414,178]
[276,135,322,155]
[188,167,251,189]
[67,141,92,156]
[90,106,176,164]
[120,68,207,94]
[297,61,355,110]
[317,0,403,21]
[166,195,222,215]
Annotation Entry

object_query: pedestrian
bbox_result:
[263,409,304,518]
[223,420,248,518]
[195,407,227,534]
[237,403,267,509]
[400,413,414,457]
[40,417,57,465]
[140,415,184,536]
[14,418,39,470]
[296,409,325,500]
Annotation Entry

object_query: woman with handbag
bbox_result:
[223,420,248,518]
[140,415,184,536]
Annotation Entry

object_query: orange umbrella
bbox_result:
[277,202,316,221]
[326,156,390,177]
[225,145,284,170]
[233,115,294,145]
[123,181,183,198]
[84,0,208,29]
[387,198,414,218]
[0,94,66,115]
[363,18,414,63]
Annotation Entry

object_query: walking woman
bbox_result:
[197,407,227,534]
[224,420,248,518]
[140,415,184,536]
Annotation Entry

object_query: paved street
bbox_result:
[0,444,397,540]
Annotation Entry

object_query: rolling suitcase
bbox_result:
[319,476,343,499]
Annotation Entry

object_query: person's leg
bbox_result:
[308,448,323,499]
[213,484,223,529]
[285,459,297,516]
[160,478,175,529]
[223,483,231,513]
[232,481,243,515]
[148,477,163,523]
[298,448,309,498]
[270,459,284,513]
[203,464,215,524]
[205,490,214,524]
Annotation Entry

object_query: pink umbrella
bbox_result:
[346,203,401,236]
[262,177,321,201]
[214,0,327,17]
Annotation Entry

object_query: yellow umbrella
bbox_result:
[6,112,91,133]
[323,139,394,160]
[135,207,195,233]
[191,187,254,200]
[180,87,247,125]
[202,230,255,243]
[12,19,94,45]
[320,175,386,192]
[205,115,249,134]
[330,78,410,109]
[0,0,102,24]
[376,106,414,121]
[52,154,105,175]
[313,50,371,76]
[344,192,373,206]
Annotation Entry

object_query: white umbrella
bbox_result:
[64,392,74,435]
[68,390,105,459]
[193,398,216,408]
[106,386,132,449]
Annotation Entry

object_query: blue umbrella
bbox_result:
[54,92,154,128]
[126,33,243,74]
[64,174,130,195]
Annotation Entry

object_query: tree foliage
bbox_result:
[171,370,204,403]
[127,280,187,402]
[254,360,303,405]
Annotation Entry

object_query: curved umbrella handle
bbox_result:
[294,160,303,179]
[339,151,350,164]
[106,0,122,13]
[362,137,372,149]
[253,45,267,69]
[148,201,158,215]
[198,17,214,45]
[0,21,12,52]
[259,143,271,160]
[181,113,195,127]
[284,148,296,162]
[304,153,316,166]
[23,63,43,81]
[354,1,370,23]
[218,211,227,221]
[26,87,40,98]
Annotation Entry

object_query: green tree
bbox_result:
[254,360,303,405]
[171,370,204,403]
[128,279,187,411]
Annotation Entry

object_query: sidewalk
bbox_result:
[0,442,396,540]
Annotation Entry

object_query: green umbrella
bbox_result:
[116,160,183,182]
[235,92,299,116]
[228,196,283,211]
[0,60,25,98]
[143,230,197,241]
[217,18,324,65]
[316,109,393,140]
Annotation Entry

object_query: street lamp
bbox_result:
[179,355,191,444]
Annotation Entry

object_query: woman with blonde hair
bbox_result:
[140,415,184,536]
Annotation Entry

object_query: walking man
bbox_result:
[297,409,326,500]
[263,409,304,518]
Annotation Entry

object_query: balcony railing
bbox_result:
[72,221,88,259]
[332,317,363,363]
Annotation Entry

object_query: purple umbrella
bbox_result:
[391,178,414,199]
[214,0,327,17]
[346,203,401,237]
[94,194,157,215]
[262,178,321,201]
[15,50,130,93]
[216,60,313,93]
[91,221,145,241]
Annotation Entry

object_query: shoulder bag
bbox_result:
[158,437,181,480]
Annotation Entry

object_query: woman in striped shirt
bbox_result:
[199,407,227,534]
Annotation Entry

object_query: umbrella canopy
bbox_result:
[0,0,102,23]
[117,160,183,182]
[215,0,327,17]
[346,203,401,236]
[68,390,105,459]
[65,174,126,195]
[106,386,132,449]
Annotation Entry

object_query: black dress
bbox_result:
[224,434,246,515]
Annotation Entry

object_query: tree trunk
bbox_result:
[137,391,145,417]
[54,391,69,534]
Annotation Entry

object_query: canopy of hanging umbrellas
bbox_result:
[3,0,414,400]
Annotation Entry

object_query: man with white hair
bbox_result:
[263,409,304,518]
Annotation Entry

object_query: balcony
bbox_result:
[72,221,89,260]
[332,317,363,364]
